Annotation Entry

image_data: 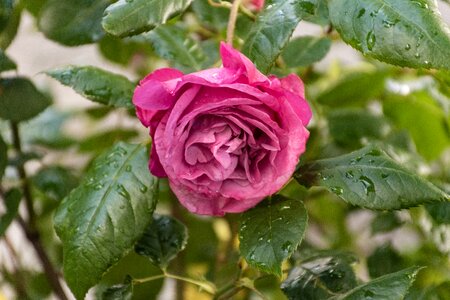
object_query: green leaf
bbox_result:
[239,195,308,276]
[32,166,79,202]
[0,1,20,49]
[383,91,450,160]
[38,0,109,46]
[0,188,21,236]
[242,0,310,73]
[426,202,450,225]
[281,251,358,299]
[98,35,152,67]
[329,0,450,70]
[301,0,329,26]
[327,108,390,148]
[317,70,387,106]
[367,244,404,279]
[135,214,188,269]
[371,212,403,234]
[54,142,158,299]
[102,0,193,38]
[46,66,135,109]
[78,129,138,153]
[0,0,13,34]
[21,0,47,17]
[0,49,16,72]
[0,133,6,180]
[295,146,449,210]
[0,77,51,122]
[146,24,207,73]
[192,0,228,31]
[101,275,133,300]
[332,267,422,300]
[282,36,331,67]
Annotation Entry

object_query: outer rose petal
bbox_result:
[251,0,264,11]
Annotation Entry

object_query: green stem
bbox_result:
[133,272,216,295]
[226,0,242,45]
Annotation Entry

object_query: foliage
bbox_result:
[0,0,449,299]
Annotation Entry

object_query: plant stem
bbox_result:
[133,272,216,295]
[226,0,242,45]
[9,122,69,300]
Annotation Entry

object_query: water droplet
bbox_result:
[139,184,148,193]
[321,174,334,181]
[405,44,411,50]
[382,19,395,28]
[116,184,131,200]
[345,171,354,179]
[366,31,376,51]
[359,176,375,195]
[381,173,389,179]
[357,8,366,18]
[424,60,431,67]
[414,53,421,59]
[258,237,264,242]
[280,205,290,211]
[330,186,344,196]
[364,289,375,299]
[94,183,103,190]
[366,149,382,156]
[125,165,132,172]
[282,241,293,253]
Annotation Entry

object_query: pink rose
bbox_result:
[133,43,311,216]
[249,0,265,11]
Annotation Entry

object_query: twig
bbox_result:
[9,122,69,300]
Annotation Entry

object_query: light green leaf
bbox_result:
[46,66,135,109]
[281,251,357,299]
[0,188,21,236]
[383,91,450,160]
[282,36,331,67]
[146,24,207,73]
[329,0,450,70]
[0,49,16,72]
[239,195,308,276]
[242,0,307,73]
[332,267,422,300]
[38,0,109,46]
[135,214,188,269]
[295,146,449,210]
[102,0,193,37]
[0,77,51,122]
[317,70,387,106]
[54,142,158,299]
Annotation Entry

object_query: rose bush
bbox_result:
[133,42,311,216]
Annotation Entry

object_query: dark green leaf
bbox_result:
[0,0,19,49]
[0,49,16,72]
[317,71,387,106]
[281,251,357,300]
[22,0,47,17]
[38,0,109,46]
[332,267,422,300]
[0,133,6,180]
[0,188,21,236]
[383,91,450,160]
[46,66,135,109]
[135,214,188,269]
[301,0,329,26]
[426,184,450,224]
[8,152,41,168]
[282,36,331,67]
[327,108,390,148]
[0,77,51,122]
[78,129,138,153]
[329,0,450,70]
[367,244,404,279]
[239,195,308,276]
[0,0,13,32]
[54,142,158,299]
[242,0,308,73]
[146,24,207,73]
[192,0,228,31]
[371,212,403,234]
[101,275,133,300]
[32,166,79,202]
[98,35,152,66]
[295,146,449,210]
[102,0,193,37]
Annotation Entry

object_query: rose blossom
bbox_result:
[245,0,265,11]
[133,42,311,216]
